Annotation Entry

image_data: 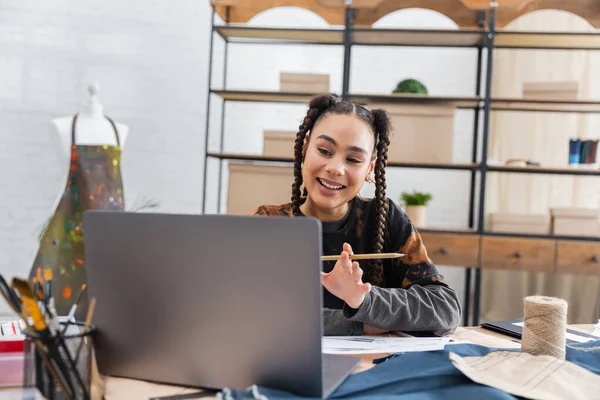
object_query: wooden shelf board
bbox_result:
[213,25,600,50]
[208,153,294,163]
[351,28,486,47]
[215,26,344,44]
[211,90,482,108]
[491,97,600,113]
[388,161,478,170]
[215,26,487,47]
[482,231,600,242]
[421,228,600,242]
[207,152,478,170]
[349,93,481,109]
[495,31,600,50]
[487,165,600,176]
[211,90,337,103]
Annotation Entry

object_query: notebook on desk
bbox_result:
[481,318,600,344]
[84,211,361,399]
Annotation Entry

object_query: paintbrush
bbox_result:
[74,297,96,366]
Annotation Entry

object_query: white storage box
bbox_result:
[368,102,455,163]
[488,213,550,234]
[522,81,579,100]
[551,208,600,237]
[227,163,293,215]
[263,130,296,158]
[280,72,330,93]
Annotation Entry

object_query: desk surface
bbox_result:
[96,324,596,400]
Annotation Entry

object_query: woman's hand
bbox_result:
[321,243,372,309]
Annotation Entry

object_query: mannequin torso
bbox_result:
[49,83,129,163]
[49,114,129,161]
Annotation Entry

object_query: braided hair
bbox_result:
[291,94,393,285]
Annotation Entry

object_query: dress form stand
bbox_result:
[31,82,128,318]
[50,82,129,162]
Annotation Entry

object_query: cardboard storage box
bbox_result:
[227,163,293,215]
[280,72,330,93]
[551,207,600,237]
[368,102,455,163]
[263,130,296,158]
[488,213,550,234]
[522,81,579,100]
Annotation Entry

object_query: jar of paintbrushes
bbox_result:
[0,273,96,400]
[22,318,96,400]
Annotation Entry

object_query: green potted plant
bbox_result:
[393,78,428,95]
[400,190,432,227]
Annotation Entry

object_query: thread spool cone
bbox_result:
[521,295,567,359]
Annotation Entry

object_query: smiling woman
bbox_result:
[251,94,461,336]
[301,117,375,222]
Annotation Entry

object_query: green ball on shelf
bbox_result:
[393,79,428,95]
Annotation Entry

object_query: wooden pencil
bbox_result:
[321,252,405,262]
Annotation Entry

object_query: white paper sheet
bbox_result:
[566,332,596,343]
[513,320,600,342]
[322,336,450,354]
[593,319,600,338]
[450,350,600,400]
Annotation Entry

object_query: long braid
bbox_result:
[291,94,339,215]
[367,109,392,285]
[291,117,310,215]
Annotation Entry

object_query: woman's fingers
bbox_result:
[351,262,362,279]
[340,251,352,270]
[343,242,354,255]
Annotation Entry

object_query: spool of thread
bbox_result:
[521,295,568,359]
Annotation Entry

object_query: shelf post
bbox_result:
[342,4,354,100]
[465,14,486,327]
[473,3,497,326]
[217,8,231,214]
[202,8,217,214]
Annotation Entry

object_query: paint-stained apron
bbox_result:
[30,114,125,318]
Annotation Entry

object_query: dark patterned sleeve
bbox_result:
[249,204,293,216]
[387,202,447,289]
[250,205,268,215]
[342,199,462,334]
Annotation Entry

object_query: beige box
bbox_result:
[263,130,296,158]
[551,207,600,237]
[523,81,579,100]
[227,163,293,215]
[280,72,330,93]
[488,213,550,234]
[369,102,455,163]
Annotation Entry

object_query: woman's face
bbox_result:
[302,113,376,218]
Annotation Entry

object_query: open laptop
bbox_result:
[83,211,360,398]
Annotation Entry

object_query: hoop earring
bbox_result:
[365,175,375,184]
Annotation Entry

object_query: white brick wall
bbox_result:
[0,0,209,316]
[1,4,471,317]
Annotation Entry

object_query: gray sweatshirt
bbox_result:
[324,285,461,336]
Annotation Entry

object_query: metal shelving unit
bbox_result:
[203,4,600,327]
